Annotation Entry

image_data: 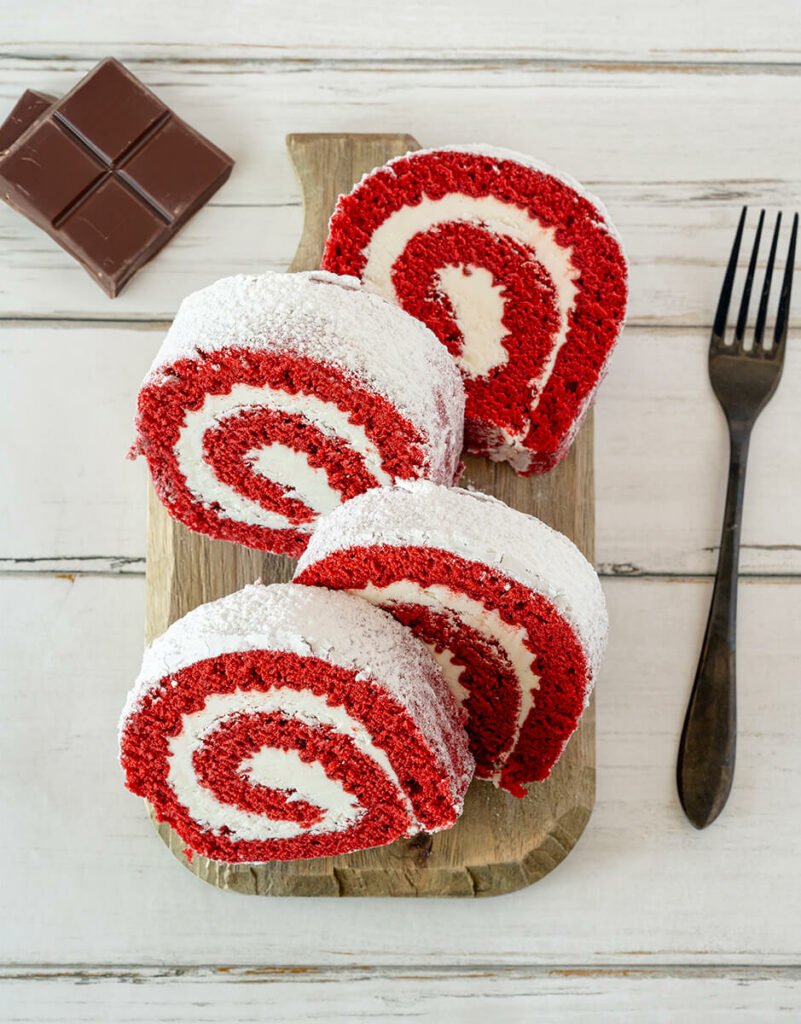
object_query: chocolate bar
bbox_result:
[0,59,234,297]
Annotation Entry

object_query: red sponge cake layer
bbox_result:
[295,482,608,794]
[132,271,465,555]
[119,583,474,863]
[322,146,627,474]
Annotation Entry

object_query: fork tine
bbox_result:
[771,212,798,360]
[753,212,782,352]
[712,206,747,347]
[733,209,765,351]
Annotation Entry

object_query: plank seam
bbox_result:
[3,54,801,74]
[2,962,801,979]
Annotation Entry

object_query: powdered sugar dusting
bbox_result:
[296,481,608,682]
[144,271,465,484]
[121,582,473,803]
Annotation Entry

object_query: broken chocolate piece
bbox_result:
[0,90,56,154]
[0,59,233,297]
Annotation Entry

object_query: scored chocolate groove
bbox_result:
[50,110,174,228]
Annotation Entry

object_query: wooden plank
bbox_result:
[595,321,801,578]
[2,575,801,962]
[0,324,157,570]
[2,0,800,62]
[143,132,595,897]
[3,325,799,578]
[0,64,799,326]
[2,966,801,1022]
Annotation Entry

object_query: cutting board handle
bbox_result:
[285,133,420,273]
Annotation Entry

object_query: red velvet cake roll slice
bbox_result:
[131,271,465,556]
[119,582,473,863]
[295,481,607,795]
[322,145,628,474]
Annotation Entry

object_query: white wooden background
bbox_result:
[1,2,800,1020]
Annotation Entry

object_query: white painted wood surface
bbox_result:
[1,5,800,1019]
[0,63,799,326]
[3,325,799,576]
[2,0,799,62]
[2,575,800,967]
[2,966,801,1023]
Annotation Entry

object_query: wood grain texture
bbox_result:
[2,14,799,1013]
[3,965,801,1023]
[286,133,419,272]
[3,575,801,964]
[144,132,595,897]
[3,0,800,62]
[3,325,800,579]
[1,63,800,327]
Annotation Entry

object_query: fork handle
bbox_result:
[677,426,750,828]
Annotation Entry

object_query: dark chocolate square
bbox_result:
[58,177,165,291]
[0,58,233,297]
[120,118,233,222]
[58,59,167,162]
[0,119,104,222]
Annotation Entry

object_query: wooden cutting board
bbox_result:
[144,133,596,898]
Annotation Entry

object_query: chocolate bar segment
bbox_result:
[59,178,166,283]
[1,120,105,223]
[0,90,56,154]
[0,59,233,297]
[58,59,167,163]
[119,118,233,222]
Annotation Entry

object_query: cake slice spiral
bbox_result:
[131,271,465,555]
[119,583,474,863]
[322,145,628,474]
[295,482,607,795]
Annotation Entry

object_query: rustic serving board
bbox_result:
[144,133,596,897]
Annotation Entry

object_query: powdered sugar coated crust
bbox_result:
[143,271,466,484]
[121,582,473,802]
[296,481,609,683]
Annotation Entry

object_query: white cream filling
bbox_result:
[241,747,360,818]
[166,687,412,842]
[249,445,340,516]
[349,580,540,757]
[361,194,580,421]
[435,264,508,379]
[174,383,393,531]
[420,640,471,707]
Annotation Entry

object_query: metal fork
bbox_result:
[677,206,798,829]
